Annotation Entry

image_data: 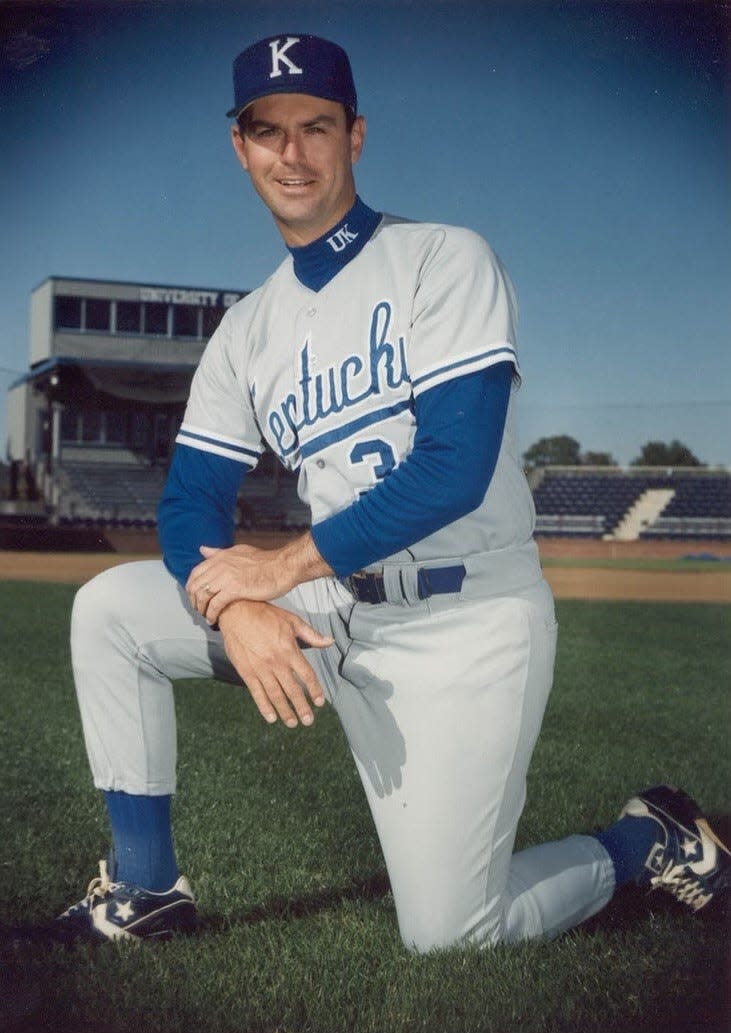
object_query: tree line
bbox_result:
[523,436,703,468]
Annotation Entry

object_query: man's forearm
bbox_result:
[277,531,334,589]
[186,531,334,624]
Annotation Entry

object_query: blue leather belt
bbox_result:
[344,564,466,604]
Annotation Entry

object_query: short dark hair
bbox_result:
[236,103,357,134]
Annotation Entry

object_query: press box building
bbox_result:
[6,275,250,525]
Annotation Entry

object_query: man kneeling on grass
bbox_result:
[55,33,730,949]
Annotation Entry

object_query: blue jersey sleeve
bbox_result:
[311,361,514,577]
[157,445,249,584]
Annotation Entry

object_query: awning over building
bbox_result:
[18,357,195,405]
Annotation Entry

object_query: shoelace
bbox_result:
[66,860,117,914]
[650,861,713,912]
[86,859,114,897]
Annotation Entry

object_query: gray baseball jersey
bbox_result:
[176,215,536,577]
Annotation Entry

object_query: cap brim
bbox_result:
[227,89,356,119]
[226,89,276,119]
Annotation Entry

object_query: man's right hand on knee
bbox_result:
[217,599,332,728]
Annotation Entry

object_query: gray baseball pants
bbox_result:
[70,558,615,951]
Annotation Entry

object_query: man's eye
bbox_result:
[306,125,326,134]
[249,126,277,139]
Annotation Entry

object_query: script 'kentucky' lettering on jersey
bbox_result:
[267,300,409,458]
[177,214,536,564]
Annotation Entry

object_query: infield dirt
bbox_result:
[1,535,729,602]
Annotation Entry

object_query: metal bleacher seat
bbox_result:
[532,475,645,536]
[61,463,168,525]
[533,469,731,541]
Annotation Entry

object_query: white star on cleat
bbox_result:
[681,836,699,859]
[114,899,135,922]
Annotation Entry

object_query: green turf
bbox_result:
[540,555,731,572]
[1,583,729,1033]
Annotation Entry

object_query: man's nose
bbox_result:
[280,133,304,162]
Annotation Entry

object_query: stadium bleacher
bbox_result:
[57,458,310,531]
[50,460,731,542]
[59,463,167,527]
[640,474,731,539]
[532,469,731,540]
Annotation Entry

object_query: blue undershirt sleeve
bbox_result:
[157,444,250,585]
[311,361,514,578]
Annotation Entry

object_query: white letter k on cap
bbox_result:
[269,37,303,78]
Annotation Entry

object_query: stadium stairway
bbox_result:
[533,470,731,541]
[610,488,676,540]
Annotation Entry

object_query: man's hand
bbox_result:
[217,599,333,728]
[186,533,332,624]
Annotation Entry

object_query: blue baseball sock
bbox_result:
[103,791,179,892]
[594,815,659,886]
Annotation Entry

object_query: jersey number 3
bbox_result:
[349,438,397,491]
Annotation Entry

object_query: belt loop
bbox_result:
[397,566,421,605]
[382,566,407,605]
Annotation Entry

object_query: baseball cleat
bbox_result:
[619,784,730,912]
[54,860,197,943]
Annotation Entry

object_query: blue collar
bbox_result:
[287,197,381,292]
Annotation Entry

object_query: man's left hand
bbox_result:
[186,533,331,623]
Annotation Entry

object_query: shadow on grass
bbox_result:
[581,878,729,935]
[202,813,731,938]
[581,812,730,935]
[2,830,728,1033]
[3,814,729,947]
[0,869,393,954]
[198,868,392,934]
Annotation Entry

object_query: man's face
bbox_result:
[231,93,365,247]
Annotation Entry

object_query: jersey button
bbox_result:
[316,459,325,469]
[307,307,317,317]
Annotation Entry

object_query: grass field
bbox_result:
[539,555,731,573]
[0,582,729,1033]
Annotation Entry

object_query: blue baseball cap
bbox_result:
[226,34,357,119]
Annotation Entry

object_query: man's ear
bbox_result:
[230,123,249,172]
[350,115,366,166]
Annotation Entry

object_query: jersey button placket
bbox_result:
[298,304,319,373]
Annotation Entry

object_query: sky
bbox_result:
[1,0,729,467]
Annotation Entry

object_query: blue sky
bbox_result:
[1,0,729,466]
